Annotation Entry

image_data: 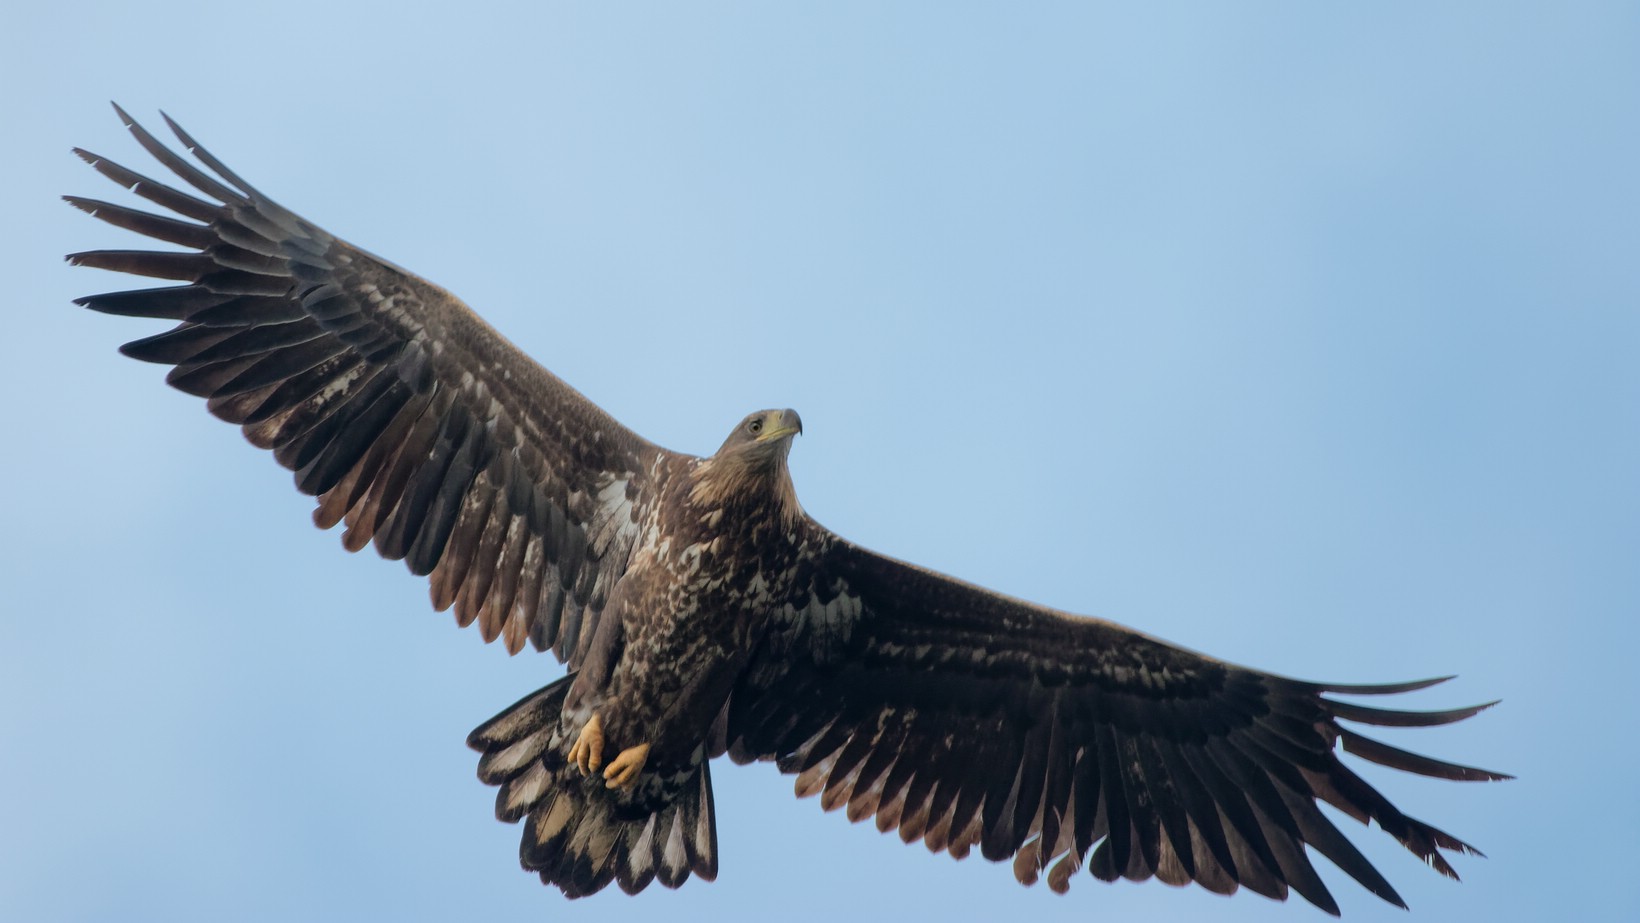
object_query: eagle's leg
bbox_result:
[603,741,651,792]
[569,712,605,774]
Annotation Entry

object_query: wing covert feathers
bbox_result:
[69,105,660,663]
[729,536,1507,915]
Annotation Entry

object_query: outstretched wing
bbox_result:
[725,529,1506,916]
[67,105,663,664]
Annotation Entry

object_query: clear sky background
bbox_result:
[3,3,1635,921]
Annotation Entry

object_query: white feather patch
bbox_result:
[661,814,688,877]
[537,791,577,842]
[502,761,551,816]
[628,814,658,880]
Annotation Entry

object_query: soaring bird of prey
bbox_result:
[67,105,1506,915]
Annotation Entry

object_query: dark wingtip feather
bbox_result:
[66,249,205,281]
[160,110,258,197]
[1340,729,1512,782]
[64,195,214,249]
[1326,698,1501,728]
[1316,675,1457,695]
[112,105,243,205]
[1441,833,1487,860]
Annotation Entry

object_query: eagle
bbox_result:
[66,105,1506,915]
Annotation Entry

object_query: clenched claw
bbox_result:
[603,742,652,791]
[568,713,604,775]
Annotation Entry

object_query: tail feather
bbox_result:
[467,677,718,898]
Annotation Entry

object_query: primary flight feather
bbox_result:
[67,105,1506,914]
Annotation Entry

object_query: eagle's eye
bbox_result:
[747,419,763,435]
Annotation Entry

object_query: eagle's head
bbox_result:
[715,408,803,461]
[694,409,805,518]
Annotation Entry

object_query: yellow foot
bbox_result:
[603,742,651,792]
[568,713,604,775]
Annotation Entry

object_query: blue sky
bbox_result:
[3,3,1636,921]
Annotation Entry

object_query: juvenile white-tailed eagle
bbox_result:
[67,106,1506,915]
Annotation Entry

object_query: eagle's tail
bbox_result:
[466,677,718,897]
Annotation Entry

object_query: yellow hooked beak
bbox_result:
[756,408,804,442]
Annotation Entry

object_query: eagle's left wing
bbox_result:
[723,528,1505,915]
[67,107,667,663]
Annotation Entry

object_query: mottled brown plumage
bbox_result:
[68,106,1507,914]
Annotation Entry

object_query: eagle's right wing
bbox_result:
[68,105,663,663]
[726,528,1507,915]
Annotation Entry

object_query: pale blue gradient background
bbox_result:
[3,3,1635,921]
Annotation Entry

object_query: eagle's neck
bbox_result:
[688,451,802,529]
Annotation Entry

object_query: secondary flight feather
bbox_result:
[67,105,1507,914]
